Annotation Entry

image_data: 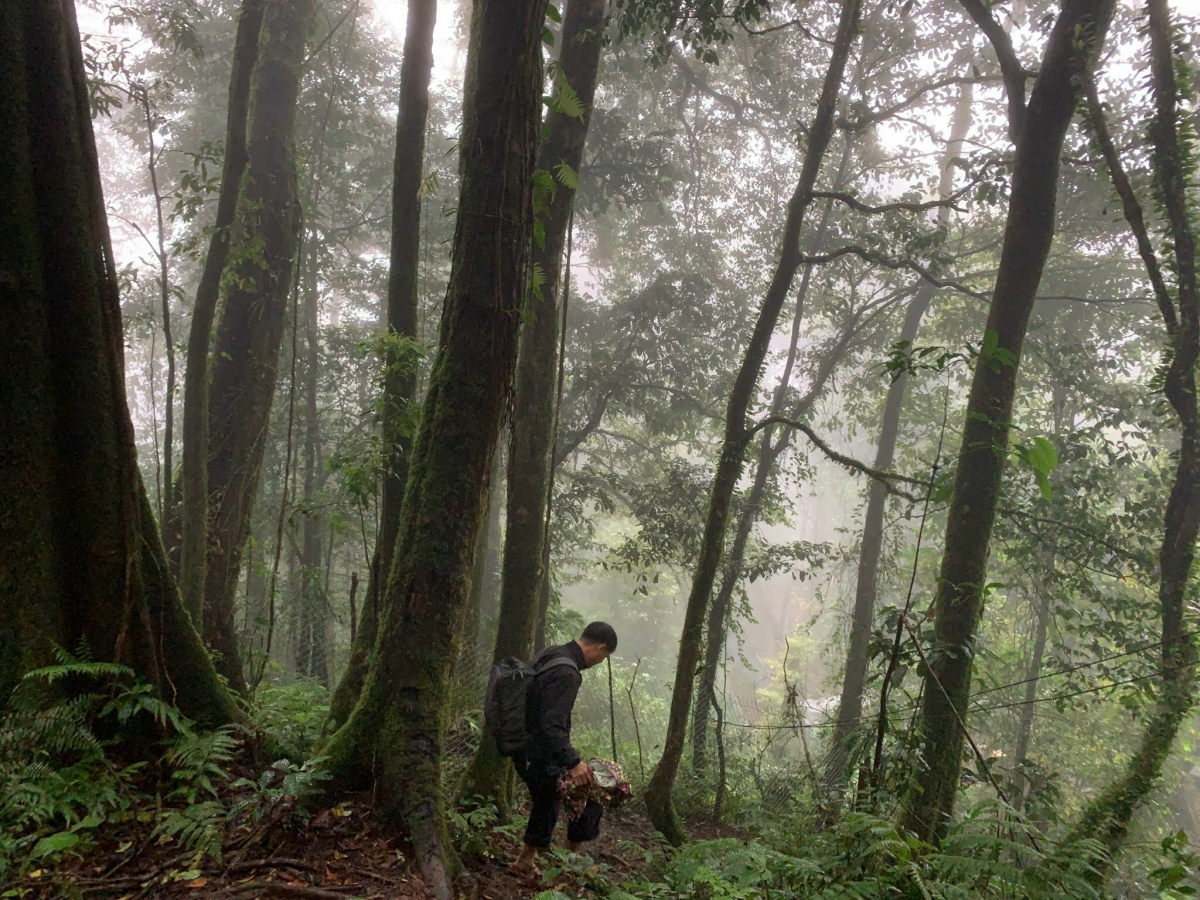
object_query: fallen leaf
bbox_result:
[186,877,208,889]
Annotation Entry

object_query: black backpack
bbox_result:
[484,653,578,757]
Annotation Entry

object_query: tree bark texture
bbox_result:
[460,0,606,810]
[643,0,864,845]
[902,0,1114,842]
[203,0,315,697]
[326,0,437,732]
[1067,0,1199,871]
[320,2,545,893]
[824,79,974,789]
[178,0,265,628]
[0,0,241,728]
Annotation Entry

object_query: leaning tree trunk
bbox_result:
[320,2,545,895]
[644,0,864,845]
[0,0,241,729]
[177,0,265,627]
[203,0,315,697]
[1066,0,1199,873]
[902,0,1114,843]
[459,0,606,812]
[824,79,974,791]
[326,0,437,733]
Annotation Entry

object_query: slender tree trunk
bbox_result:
[135,87,179,552]
[824,80,974,791]
[326,0,436,732]
[692,144,853,773]
[644,0,864,845]
[320,2,545,894]
[1011,588,1050,811]
[460,0,605,809]
[203,0,316,697]
[0,0,241,728]
[296,266,328,685]
[902,0,1114,842]
[1067,0,1199,871]
[177,0,264,627]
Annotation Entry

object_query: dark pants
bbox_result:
[513,754,603,849]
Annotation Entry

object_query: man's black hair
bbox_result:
[580,621,618,652]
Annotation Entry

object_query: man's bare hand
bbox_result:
[567,761,593,787]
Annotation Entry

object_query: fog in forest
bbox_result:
[5,0,1200,895]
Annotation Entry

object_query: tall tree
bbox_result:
[824,78,974,789]
[177,0,265,627]
[0,0,241,728]
[202,0,316,696]
[1068,0,1199,871]
[902,0,1115,842]
[320,1,546,895]
[644,0,864,845]
[459,0,607,812]
[326,0,438,733]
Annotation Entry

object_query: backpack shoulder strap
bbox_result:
[532,655,578,676]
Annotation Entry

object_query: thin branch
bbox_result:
[837,74,1003,132]
[1081,75,1177,333]
[744,416,928,499]
[956,0,1027,140]
[810,183,972,215]
[800,244,988,301]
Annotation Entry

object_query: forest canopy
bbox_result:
[2,0,1200,897]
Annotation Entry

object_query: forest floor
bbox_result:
[30,793,740,900]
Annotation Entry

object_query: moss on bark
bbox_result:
[321,0,546,893]
[0,0,240,729]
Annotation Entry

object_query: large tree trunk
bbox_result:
[459,0,605,811]
[823,79,974,791]
[644,0,864,845]
[1067,0,1199,872]
[0,0,241,729]
[319,2,545,895]
[203,0,315,698]
[326,0,437,733]
[177,0,265,627]
[902,0,1114,842]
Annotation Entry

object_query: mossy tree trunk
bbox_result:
[644,0,864,845]
[177,0,265,628]
[326,0,437,733]
[203,0,316,698]
[0,0,241,729]
[460,0,606,812]
[1067,0,1199,872]
[902,0,1114,842]
[320,1,545,894]
[824,79,973,792]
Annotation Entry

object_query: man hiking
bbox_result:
[511,621,618,875]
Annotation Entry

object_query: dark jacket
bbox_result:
[525,641,589,769]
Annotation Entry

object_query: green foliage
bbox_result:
[251,678,331,759]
